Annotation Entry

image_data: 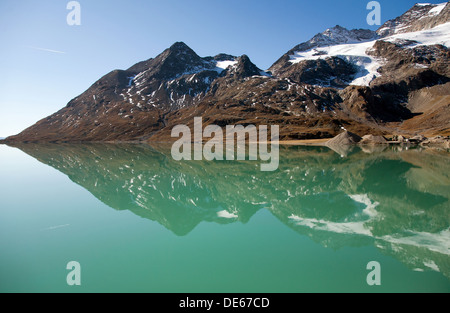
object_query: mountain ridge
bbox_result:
[377,2,450,37]
[2,2,450,143]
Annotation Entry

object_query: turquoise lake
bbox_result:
[0,143,449,293]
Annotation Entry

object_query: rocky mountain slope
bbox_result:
[377,2,450,36]
[2,2,450,143]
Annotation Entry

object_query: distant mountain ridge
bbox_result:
[270,2,450,87]
[377,2,450,36]
[268,26,379,75]
[2,2,450,143]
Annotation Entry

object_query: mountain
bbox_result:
[270,3,450,88]
[4,43,269,142]
[377,2,450,37]
[269,25,379,82]
[2,2,450,143]
[268,1,450,134]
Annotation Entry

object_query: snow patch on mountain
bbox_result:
[289,40,382,86]
[215,60,238,72]
[289,21,450,86]
[427,2,447,15]
[377,2,448,37]
[293,25,379,53]
[217,210,238,219]
[417,2,447,15]
[385,21,450,47]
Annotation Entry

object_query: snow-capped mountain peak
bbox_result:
[320,25,379,44]
[269,2,449,88]
[287,25,378,54]
[377,2,449,37]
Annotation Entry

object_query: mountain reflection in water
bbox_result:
[11,143,450,279]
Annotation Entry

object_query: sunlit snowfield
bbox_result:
[0,143,449,293]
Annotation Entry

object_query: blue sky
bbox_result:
[0,0,446,137]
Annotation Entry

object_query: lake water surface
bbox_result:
[0,143,449,293]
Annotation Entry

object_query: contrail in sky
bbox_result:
[25,46,66,54]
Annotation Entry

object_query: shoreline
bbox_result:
[1,138,449,150]
[0,139,331,145]
[276,139,330,146]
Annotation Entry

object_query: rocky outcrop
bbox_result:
[359,134,388,145]
[420,136,450,148]
[273,56,357,88]
[368,41,450,90]
[339,85,409,122]
[326,131,362,146]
